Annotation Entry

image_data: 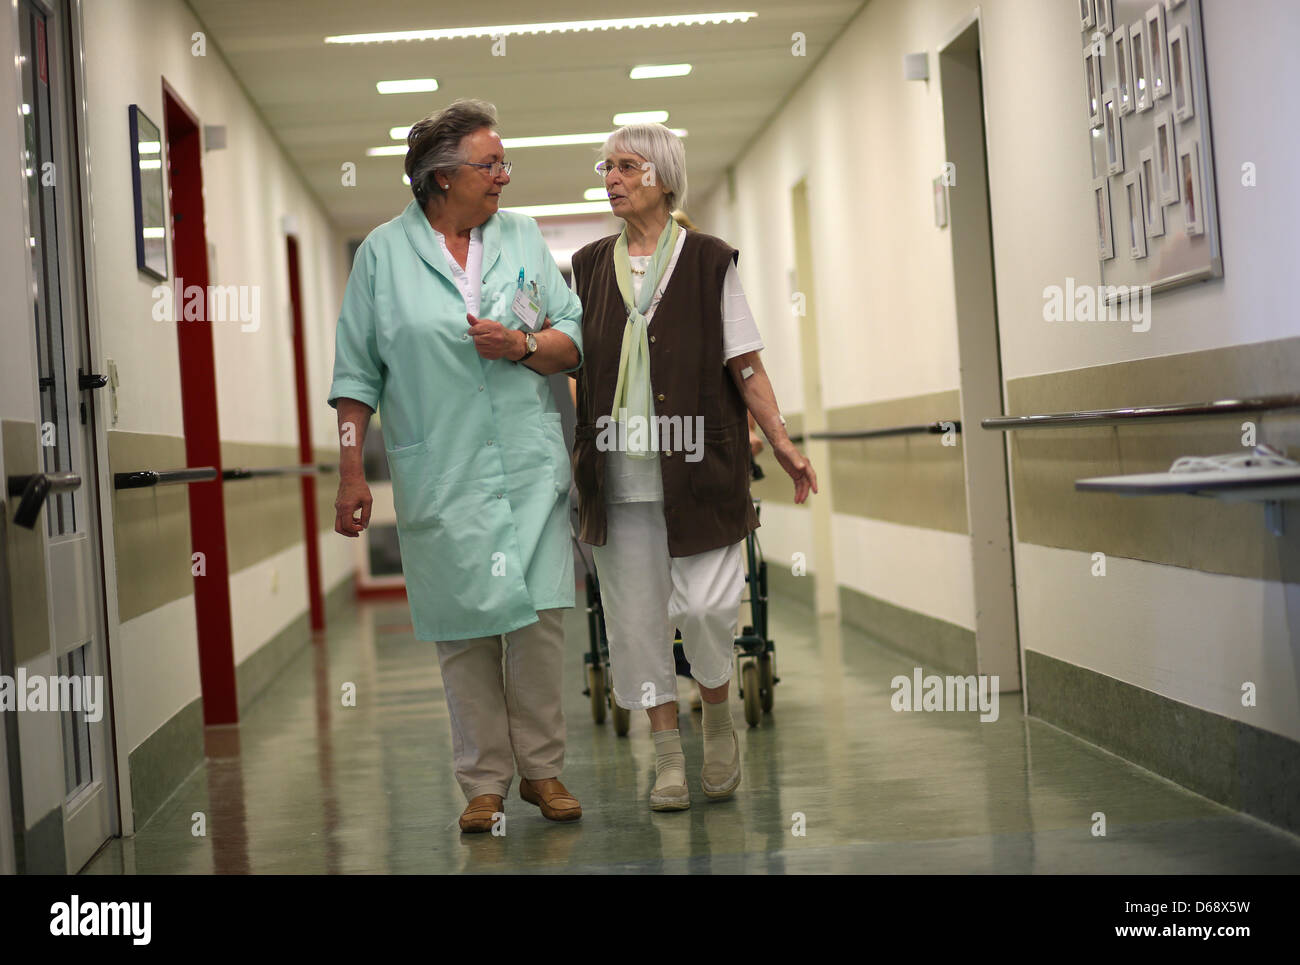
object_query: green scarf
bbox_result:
[610,217,680,457]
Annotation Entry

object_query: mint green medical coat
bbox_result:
[328,201,583,641]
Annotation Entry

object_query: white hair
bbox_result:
[600,123,687,211]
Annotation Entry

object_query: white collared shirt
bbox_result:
[433,225,484,315]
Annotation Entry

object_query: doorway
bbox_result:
[17,0,118,871]
[163,82,239,724]
[938,14,1022,688]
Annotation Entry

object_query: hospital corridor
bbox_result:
[1,0,1299,912]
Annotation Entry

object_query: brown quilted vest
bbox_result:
[570,230,759,556]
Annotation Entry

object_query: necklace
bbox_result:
[630,267,646,275]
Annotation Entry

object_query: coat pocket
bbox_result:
[541,412,571,493]
[386,438,440,531]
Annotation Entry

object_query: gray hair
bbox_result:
[600,123,687,211]
[405,98,499,206]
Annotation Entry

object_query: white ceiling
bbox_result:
[187,0,866,236]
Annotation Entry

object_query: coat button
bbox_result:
[478,385,484,392]
[496,493,503,499]
[486,440,494,446]
[656,393,665,402]
[649,335,656,343]
[664,450,672,457]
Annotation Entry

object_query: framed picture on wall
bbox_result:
[1115,24,1135,115]
[128,105,168,281]
[1124,170,1148,259]
[1131,20,1151,111]
[1094,175,1115,260]
[1103,88,1124,175]
[1145,4,1170,101]
[1178,138,1205,235]
[1084,47,1104,127]
[1080,0,1095,31]
[1169,23,1195,122]
[1153,109,1179,204]
[1139,146,1165,238]
[1096,0,1113,34]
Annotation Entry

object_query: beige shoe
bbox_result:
[650,779,691,812]
[701,732,741,800]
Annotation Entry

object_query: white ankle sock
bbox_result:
[700,697,735,764]
[653,729,686,789]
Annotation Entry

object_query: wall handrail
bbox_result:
[980,393,1300,431]
[114,467,218,489]
[7,471,81,529]
[788,420,961,445]
[222,463,336,481]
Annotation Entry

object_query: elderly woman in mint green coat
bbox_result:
[328,99,584,834]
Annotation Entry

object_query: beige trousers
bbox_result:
[435,607,567,800]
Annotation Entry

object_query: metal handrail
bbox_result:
[7,471,81,529]
[114,467,218,489]
[808,421,961,441]
[222,463,335,481]
[981,392,1300,431]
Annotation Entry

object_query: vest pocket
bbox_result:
[688,427,747,502]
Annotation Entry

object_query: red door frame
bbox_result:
[163,79,238,725]
[286,235,325,632]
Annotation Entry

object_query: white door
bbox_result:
[17,0,116,871]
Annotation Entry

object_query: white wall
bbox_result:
[79,0,353,773]
[697,0,1300,740]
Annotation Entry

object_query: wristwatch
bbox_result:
[516,331,538,364]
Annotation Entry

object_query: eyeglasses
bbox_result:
[595,159,646,178]
[463,160,512,177]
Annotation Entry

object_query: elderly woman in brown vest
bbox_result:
[570,124,817,811]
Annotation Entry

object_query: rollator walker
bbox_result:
[577,458,777,732]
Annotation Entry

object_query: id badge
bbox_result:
[512,274,542,329]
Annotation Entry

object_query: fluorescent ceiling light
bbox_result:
[390,126,411,140]
[368,128,688,156]
[583,188,611,201]
[612,110,669,125]
[137,159,162,170]
[325,13,757,44]
[630,64,692,79]
[504,201,614,218]
[137,140,161,155]
[377,78,438,94]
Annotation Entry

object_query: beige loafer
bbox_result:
[701,732,741,800]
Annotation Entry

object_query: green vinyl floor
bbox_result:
[82,591,1300,874]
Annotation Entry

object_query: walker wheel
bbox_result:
[758,651,775,713]
[612,701,630,736]
[742,660,761,727]
[588,665,607,724]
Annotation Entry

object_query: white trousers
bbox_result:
[591,500,745,710]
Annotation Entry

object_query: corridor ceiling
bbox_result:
[186,0,866,235]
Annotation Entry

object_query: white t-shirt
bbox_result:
[434,225,484,314]
[578,228,763,503]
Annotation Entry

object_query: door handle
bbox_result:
[79,371,108,390]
